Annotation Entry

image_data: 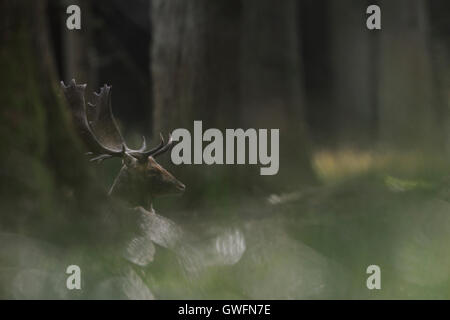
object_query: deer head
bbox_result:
[61,79,185,208]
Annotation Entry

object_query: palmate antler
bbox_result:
[61,79,173,163]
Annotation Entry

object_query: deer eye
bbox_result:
[123,153,137,167]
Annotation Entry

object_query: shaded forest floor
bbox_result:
[3,149,450,299]
[143,149,450,299]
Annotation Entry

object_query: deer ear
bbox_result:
[123,153,137,167]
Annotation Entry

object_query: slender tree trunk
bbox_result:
[377,0,437,150]
[61,0,97,85]
[329,0,380,148]
[427,1,450,154]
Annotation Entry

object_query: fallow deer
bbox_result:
[60,79,185,211]
[60,80,243,276]
[61,79,187,268]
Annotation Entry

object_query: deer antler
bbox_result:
[86,84,128,152]
[61,79,173,163]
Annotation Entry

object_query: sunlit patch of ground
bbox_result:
[313,149,380,182]
[312,148,450,183]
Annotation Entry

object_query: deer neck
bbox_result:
[109,166,154,210]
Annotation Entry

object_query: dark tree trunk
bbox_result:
[239,0,315,188]
[151,0,315,202]
[0,0,118,244]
